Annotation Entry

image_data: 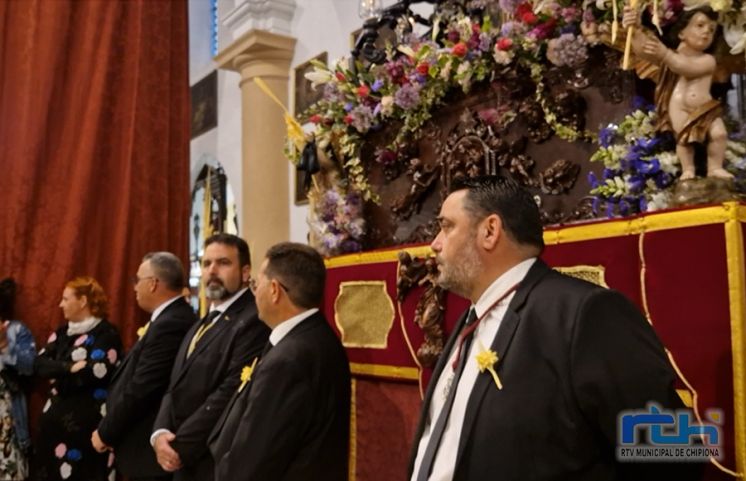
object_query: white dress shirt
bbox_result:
[269,308,319,346]
[150,294,184,322]
[150,287,249,446]
[411,257,536,481]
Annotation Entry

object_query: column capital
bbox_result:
[215,29,296,80]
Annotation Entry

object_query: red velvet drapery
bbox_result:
[0,0,189,419]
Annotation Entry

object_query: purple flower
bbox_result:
[323,83,343,102]
[619,199,630,216]
[371,78,384,92]
[499,0,521,13]
[447,30,460,43]
[627,174,645,193]
[394,84,421,110]
[478,33,492,52]
[592,197,601,214]
[343,102,354,112]
[546,33,588,67]
[350,105,374,132]
[640,197,648,212]
[599,126,616,147]
[588,171,599,188]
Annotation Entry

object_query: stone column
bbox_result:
[215,30,296,264]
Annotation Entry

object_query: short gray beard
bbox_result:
[436,240,481,298]
[205,283,228,301]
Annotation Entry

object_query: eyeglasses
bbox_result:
[248,277,289,293]
[131,276,158,285]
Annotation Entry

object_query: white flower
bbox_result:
[658,151,681,174]
[456,61,473,91]
[43,399,51,413]
[60,462,72,479]
[71,348,87,362]
[647,192,673,211]
[380,96,394,116]
[93,363,107,379]
[493,49,514,65]
[440,59,453,80]
[304,69,332,89]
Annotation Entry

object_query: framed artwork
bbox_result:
[190,71,218,139]
[294,52,327,117]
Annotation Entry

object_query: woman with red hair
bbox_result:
[32,277,121,481]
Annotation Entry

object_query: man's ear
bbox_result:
[241,265,251,284]
[480,214,502,251]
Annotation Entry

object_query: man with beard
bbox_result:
[151,234,269,481]
[92,252,197,481]
[408,176,702,481]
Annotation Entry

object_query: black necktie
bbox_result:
[417,308,478,481]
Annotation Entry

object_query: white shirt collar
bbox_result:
[150,295,184,322]
[211,287,249,315]
[269,308,319,346]
[473,257,536,318]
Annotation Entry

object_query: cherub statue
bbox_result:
[623,6,732,180]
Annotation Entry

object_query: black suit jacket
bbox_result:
[408,260,703,481]
[98,297,197,477]
[153,289,270,481]
[208,311,350,481]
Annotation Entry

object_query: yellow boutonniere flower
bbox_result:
[137,322,150,339]
[475,341,503,390]
[238,357,259,392]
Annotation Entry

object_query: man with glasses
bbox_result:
[209,242,350,481]
[151,234,270,481]
[92,252,197,481]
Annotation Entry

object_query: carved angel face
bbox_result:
[679,12,717,52]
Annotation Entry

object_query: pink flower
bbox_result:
[74,335,88,346]
[309,114,323,124]
[343,114,354,125]
[55,443,67,459]
[47,332,57,343]
[452,42,468,57]
[107,349,117,364]
[334,71,346,82]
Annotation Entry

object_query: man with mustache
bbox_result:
[151,234,269,481]
[408,176,702,481]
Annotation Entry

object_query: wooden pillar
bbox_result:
[215,30,296,264]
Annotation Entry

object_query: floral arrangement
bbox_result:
[307,185,366,256]
[588,100,680,215]
[290,0,746,254]
[589,100,746,217]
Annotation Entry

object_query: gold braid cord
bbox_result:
[638,231,742,478]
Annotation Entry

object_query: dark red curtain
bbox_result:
[0,0,190,412]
